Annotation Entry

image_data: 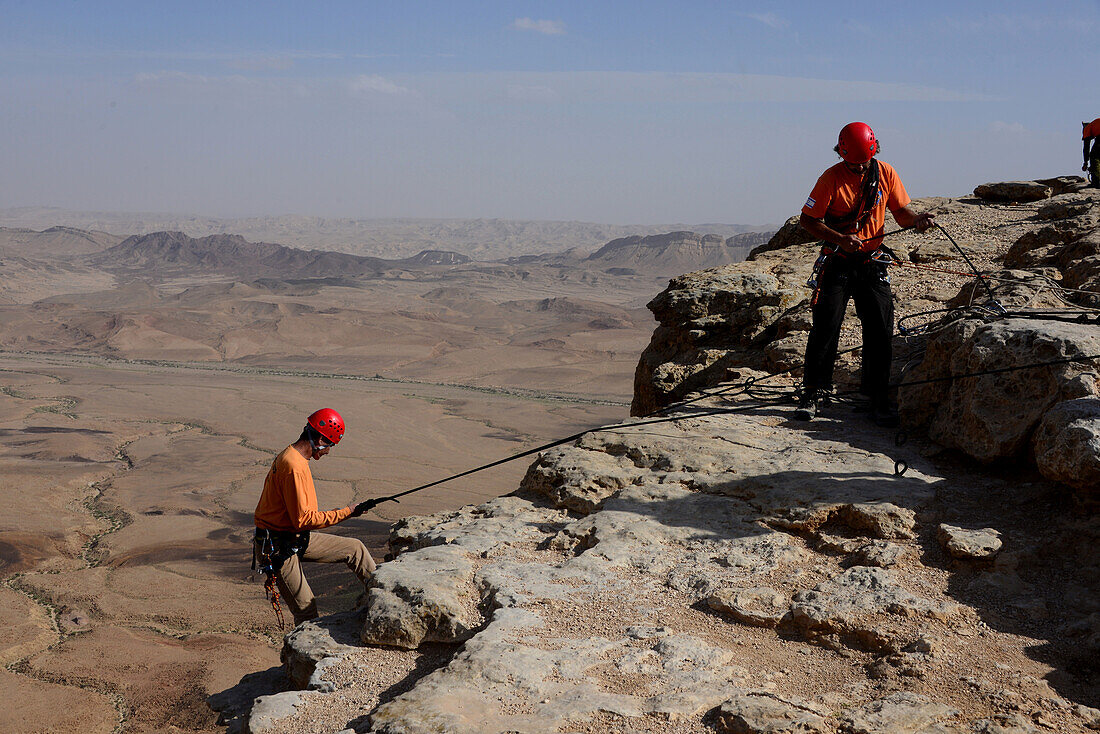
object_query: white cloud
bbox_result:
[743,12,788,30]
[512,18,566,35]
[347,74,418,97]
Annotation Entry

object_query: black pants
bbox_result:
[803,253,894,397]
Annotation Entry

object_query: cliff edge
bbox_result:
[232,178,1100,734]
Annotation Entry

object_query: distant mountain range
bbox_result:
[0,208,775,261]
[3,223,777,292]
[584,231,769,273]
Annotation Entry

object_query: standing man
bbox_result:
[1083,118,1100,188]
[254,408,385,626]
[794,122,935,426]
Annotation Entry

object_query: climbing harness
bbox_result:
[252,528,310,630]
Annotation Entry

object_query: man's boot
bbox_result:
[870,394,899,428]
[794,388,820,421]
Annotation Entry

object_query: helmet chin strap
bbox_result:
[306,426,328,452]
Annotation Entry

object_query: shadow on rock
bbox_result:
[207,664,287,734]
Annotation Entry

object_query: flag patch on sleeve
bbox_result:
[804,196,816,209]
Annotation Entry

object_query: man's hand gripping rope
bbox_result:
[348,496,400,518]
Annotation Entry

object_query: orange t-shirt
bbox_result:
[801,160,911,253]
[1083,119,1100,139]
[254,446,351,531]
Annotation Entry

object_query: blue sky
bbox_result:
[2,1,1097,225]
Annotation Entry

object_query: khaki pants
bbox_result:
[272,531,373,625]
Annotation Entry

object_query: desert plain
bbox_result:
[0,219,757,732]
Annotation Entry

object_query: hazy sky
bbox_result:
[2,1,1097,225]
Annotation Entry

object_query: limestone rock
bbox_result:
[714,691,829,733]
[970,715,1041,733]
[246,691,306,734]
[520,443,645,514]
[840,502,917,540]
[389,495,571,554]
[786,567,960,653]
[1034,175,1088,196]
[368,609,752,733]
[770,502,917,541]
[974,181,1052,203]
[937,524,1002,560]
[707,587,790,628]
[361,545,486,649]
[1031,396,1100,493]
[282,610,363,689]
[840,692,957,733]
[909,239,961,264]
[631,264,802,414]
[1035,193,1096,221]
[898,318,1100,462]
[747,215,816,260]
[1075,704,1100,730]
[854,541,911,568]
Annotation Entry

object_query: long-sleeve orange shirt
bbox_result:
[254,446,351,531]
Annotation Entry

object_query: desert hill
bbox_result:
[0,223,778,397]
[0,207,775,260]
[88,230,391,279]
[0,225,122,257]
[240,177,1100,733]
[585,230,768,273]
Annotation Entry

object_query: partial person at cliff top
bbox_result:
[1083,118,1100,188]
[253,408,389,625]
[794,122,935,427]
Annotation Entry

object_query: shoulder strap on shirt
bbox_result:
[823,159,880,234]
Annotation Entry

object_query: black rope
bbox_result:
[934,222,1004,312]
[891,352,1100,390]
[373,399,786,503]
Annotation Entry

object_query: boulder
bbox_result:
[839,692,957,733]
[973,181,1052,203]
[840,502,917,540]
[898,318,1100,462]
[909,238,960,264]
[1034,175,1088,196]
[747,215,816,260]
[707,587,790,628]
[714,692,829,733]
[1032,397,1100,492]
[936,524,1003,560]
[360,544,486,649]
[520,444,645,514]
[246,691,306,734]
[631,265,802,414]
[281,610,363,689]
[854,541,911,568]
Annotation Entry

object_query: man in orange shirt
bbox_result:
[254,408,386,625]
[1083,118,1100,188]
[794,122,935,425]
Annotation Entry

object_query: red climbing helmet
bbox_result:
[306,408,345,445]
[837,122,879,163]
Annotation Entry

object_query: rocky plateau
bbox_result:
[234,177,1100,734]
